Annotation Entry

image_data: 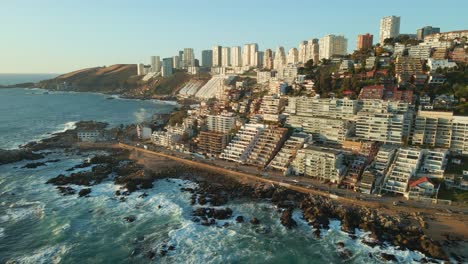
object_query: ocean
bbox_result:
[0,88,428,263]
[0,74,60,86]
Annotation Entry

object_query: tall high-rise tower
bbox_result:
[379,16,401,44]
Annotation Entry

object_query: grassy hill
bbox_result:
[36,65,212,99]
[38,64,138,93]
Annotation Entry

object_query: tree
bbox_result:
[304,59,314,69]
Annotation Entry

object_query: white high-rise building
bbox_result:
[150,56,161,73]
[273,46,286,71]
[212,45,222,67]
[307,39,319,64]
[207,113,236,133]
[319,35,347,60]
[172,56,180,69]
[249,43,259,67]
[287,48,299,64]
[231,46,242,67]
[137,63,145,76]
[241,43,259,67]
[242,44,250,67]
[183,48,195,68]
[221,47,231,67]
[256,51,264,68]
[298,41,308,64]
[379,16,401,44]
[263,49,274,69]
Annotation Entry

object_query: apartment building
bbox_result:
[212,45,222,67]
[356,112,407,144]
[151,131,181,148]
[281,64,299,84]
[257,71,274,84]
[379,16,400,44]
[395,56,423,83]
[450,47,467,64]
[374,144,398,176]
[286,97,358,119]
[411,111,453,148]
[220,123,265,163]
[342,139,379,162]
[358,99,412,114]
[263,49,274,70]
[259,95,286,122]
[418,149,448,178]
[416,26,440,40]
[427,59,458,72]
[274,46,287,71]
[291,146,347,183]
[408,44,432,60]
[357,33,373,50]
[286,115,352,145]
[431,48,448,60]
[206,112,236,133]
[246,126,288,167]
[365,56,377,70]
[451,116,468,154]
[197,131,230,157]
[268,132,311,174]
[381,148,423,195]
[341,155,368,189]
[319,34,348,60]
[357,169,379,194]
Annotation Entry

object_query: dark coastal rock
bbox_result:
[138,193,148,198]
[22,162,47,169]
[47,164,112,186]
[419,236,447,260]
[168,245,175,251]
[146,250,156,260]
[280,208,297,229]
[78,188,92,197]
[313,229,321,239]
[193,207,233,220]
[180,187,195,193]
[124,215,136,223]
[235,216,244,223]
[56,186,76,196]
[0,149,44,165]
[198,195,207,205]
[73,162,91,169]
[250,217,260,225]
[46,159,61,163]
[338,248,353,260]
[380,253,397,262]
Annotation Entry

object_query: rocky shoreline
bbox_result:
[42,149,454,262]
[0,121,462,262]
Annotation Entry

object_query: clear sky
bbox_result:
[1,0,467,73]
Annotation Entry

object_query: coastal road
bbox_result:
[117,143,468,215]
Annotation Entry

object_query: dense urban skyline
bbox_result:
[1,0,467,73]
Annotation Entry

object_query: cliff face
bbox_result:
[38,64,139,93]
